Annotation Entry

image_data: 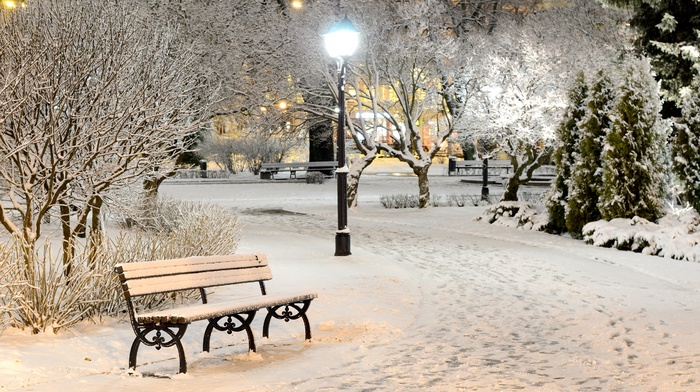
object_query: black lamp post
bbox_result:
[323,16,359,256]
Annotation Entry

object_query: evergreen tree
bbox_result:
[672,77,700,212]
[546,72,588,234]
[566,70,614,238]
[600,0,700,116]
[599,59,668,221]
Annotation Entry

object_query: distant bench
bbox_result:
[500,165,556,186]
[448,159,512,176]
[260,161,337,180]
[114,254,317,374]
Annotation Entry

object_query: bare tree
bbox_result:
[0,0,206,271]
[330,0,480,208]
[135,0,331,157]
[458,0,628,201]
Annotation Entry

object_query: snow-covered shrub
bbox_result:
[380,194,420,209]
[477,201,548,231]
[582,217,657,251]
[84,199,242,319]
[380,193,494,208]
[305,171,325,184]
[582,209,700,262]
[0,241,19,332]
[439,194,484,207]
[599,59,668,222]
[107,198,241,265]
[0,237,97,334]
[0,199,242,333]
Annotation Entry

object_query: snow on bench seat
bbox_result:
[136,292,318,324]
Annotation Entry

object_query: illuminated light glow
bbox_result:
[323,17,360,59]
[4,0,17,8]
[277,101,288,110]
[291,0,302,9]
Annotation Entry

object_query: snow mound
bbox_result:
[582,210,700,262]
[476,201,548,231]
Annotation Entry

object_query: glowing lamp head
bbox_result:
[323,16,360,59]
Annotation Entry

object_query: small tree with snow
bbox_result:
[340,0,474,209]
[566,70,615,238]
[673,77,700,212]
[0,1,205,271]
[459,1,623,203]
[599,59,668,222]
[546,72,588,234]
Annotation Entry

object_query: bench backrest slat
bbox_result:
[454,160,511,167]
[115,254,271,298]
[116,254,267,279]
[260,161,337,170]
[123,268,272,297]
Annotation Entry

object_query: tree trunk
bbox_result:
[347,153,377,208]
[88,195,104,265]
[60,202,74,276]
[142,177,161,228]
[413,165,431,208]
[502,176,521,201]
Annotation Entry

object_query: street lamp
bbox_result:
[323,16,359,256]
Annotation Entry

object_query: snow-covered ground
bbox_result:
[2,158,700,391]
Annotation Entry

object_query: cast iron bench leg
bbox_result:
[129,324,189,374]
[203,311,257,353]
[262,300,313,340]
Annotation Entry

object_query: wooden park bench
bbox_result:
[259,161,337,180]
[114,253,317,374]
[448,159,512,176]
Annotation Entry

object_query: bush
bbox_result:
[0,238,99,334]
[477,201,548,231]
[306,171,325,184]
[380,194,420,208]
[0,198,242,334]
[95,198,243,318]
[581,211,700,262]
[380,193,498,208]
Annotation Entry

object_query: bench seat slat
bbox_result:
[124,268,273,297]
[136,292,318,324]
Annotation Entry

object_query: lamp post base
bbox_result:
[481,186,489,201]
[335,232,351,256]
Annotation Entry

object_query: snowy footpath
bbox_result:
[2,164,700,391]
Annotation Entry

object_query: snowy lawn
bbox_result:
[1,160,700,391]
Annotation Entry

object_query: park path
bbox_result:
[235,205,700,391]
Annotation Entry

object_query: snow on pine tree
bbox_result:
[546,72,588,234]
[673,77,700,213]
[599,59,668,222]
[566,70,615,238]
